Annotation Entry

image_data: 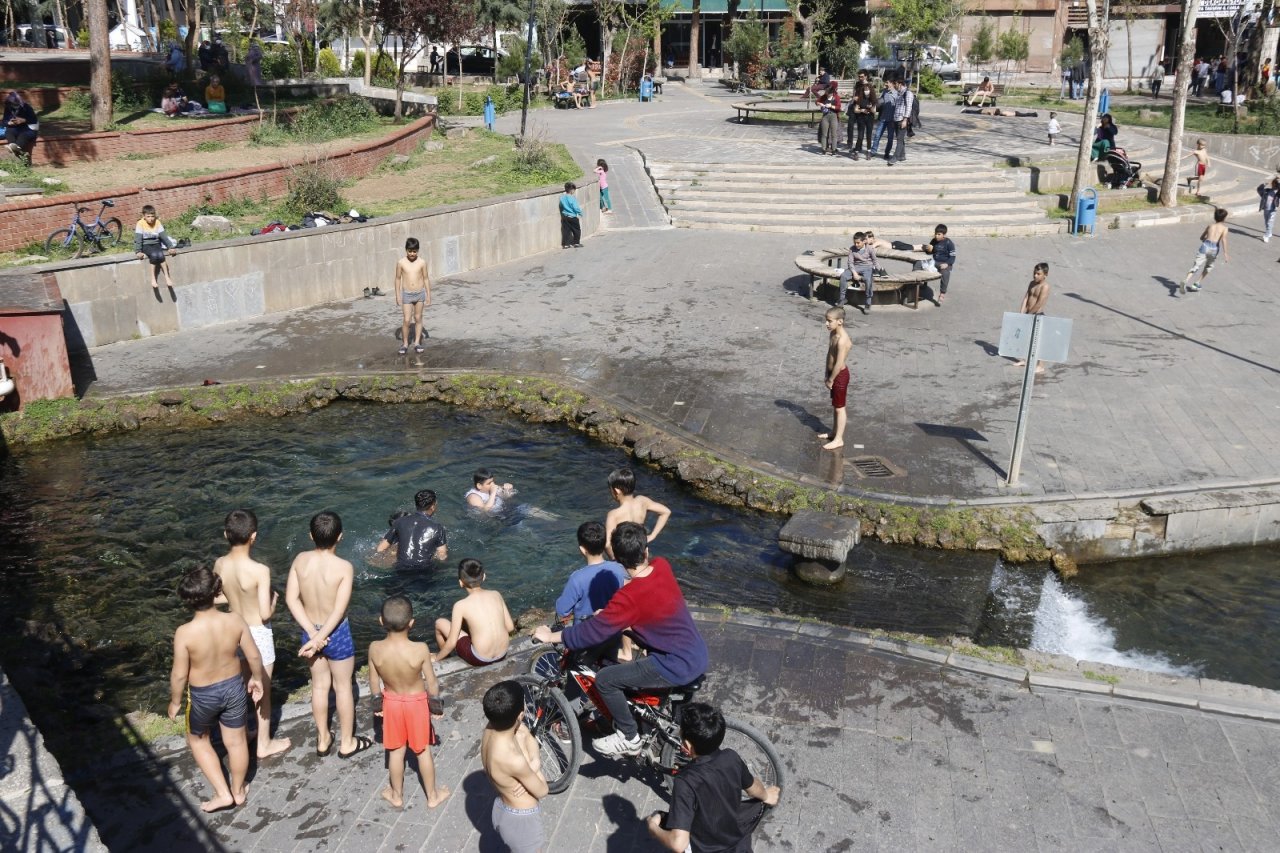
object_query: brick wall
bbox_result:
[13,87,87,112]
[0,114,436,253]
[32,108,308,167]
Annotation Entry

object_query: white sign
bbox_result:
[1200,0,1257,18]
[997,313,1073,363]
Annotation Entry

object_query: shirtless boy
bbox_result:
[481,680,548,853]
[168,566,265,813]
[1014,263,1052,373]
[466,468,515,512]
[1181,208,1230,294]
[1185,139,1210,196]
[433,558,514,666]
[821,306,852,451]
[213,509,291,759]
[394,237,431,355]
[369,594,451,810]
[285,510,372,759]
[604,467,672,556]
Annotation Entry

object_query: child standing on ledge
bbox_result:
[393,237,431,355]
[135,204,178,299]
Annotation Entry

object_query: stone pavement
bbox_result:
[70,613,1280,852]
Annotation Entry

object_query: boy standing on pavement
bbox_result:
[168,566,265,813]
[820,306,852,451]
[213,509,292,760]
[889,77,915,165]
[481,680,548,853]
[286,510,372,759]
[560,182,583,248]
[393,237,431,355]
[1181,208,1229,294]
[646,702,782,852]
[369,594,451,810]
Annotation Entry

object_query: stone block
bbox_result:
[777,509,860,562]
[191,214,234,232]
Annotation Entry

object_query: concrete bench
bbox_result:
[778,509,861,585]
[958,83,1006,107]
[794,246,940,309]
[732,99,824,125]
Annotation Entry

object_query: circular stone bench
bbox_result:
[794,246,941,309]
[732,98,824,125]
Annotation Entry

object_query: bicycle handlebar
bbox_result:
[76,206,90,214]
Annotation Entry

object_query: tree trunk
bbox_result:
[184,0,199,66]
[1160,0,1201,207]
[688,0,700,78]
[1124,14,1133,93]
[361,26,374,85]
[1070,0,1112,210]
[86,0,113,130]
[601,23,614,94]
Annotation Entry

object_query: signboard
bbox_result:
[1200,0,1257,18]
[997,313,1073,363]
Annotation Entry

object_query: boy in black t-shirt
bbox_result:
[647,703,781,852]
[377,489,448,570]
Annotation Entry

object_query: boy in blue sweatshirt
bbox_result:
[559,182,583,248]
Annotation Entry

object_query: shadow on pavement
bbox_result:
[773,399,826,435]
[916,422,1005,480]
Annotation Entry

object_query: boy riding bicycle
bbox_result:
[533,522,708,757]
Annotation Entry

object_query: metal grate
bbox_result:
[848,456,899,479]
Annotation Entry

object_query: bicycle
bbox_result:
[518,640,785,816]
[44,199,122,260]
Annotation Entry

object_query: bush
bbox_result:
[249,120,289,147]
[290,95,379,142]
[283,158,346,216]
[512,129,554,172]
[563,30,587,68]
[65,89,92,114]
[194,140,226,152]
[437,84,526,116]
[348,50,398,85]
[261,48,299,81]
[317,48,342,77]
[917,67,945,97]
[498,33,542,82]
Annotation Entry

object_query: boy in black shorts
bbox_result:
[647,702,781,851]
[168,566,266,813]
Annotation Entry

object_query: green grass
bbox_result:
[997,91,1280,135]
[167,167,224,178]
[194,140,227,152]
[118,152,158,161]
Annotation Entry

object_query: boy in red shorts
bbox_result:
[369,594,451,809]
[820,306,852,451]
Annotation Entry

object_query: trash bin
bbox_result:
[483,96,495,131]
[639,77,654,102]
[1073,187,1098,236]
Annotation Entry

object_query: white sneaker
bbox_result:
[592,731,642,756]
[1264,235,1271,243]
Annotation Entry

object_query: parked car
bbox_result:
[860,43,959,81]
[11,24,76,48]
[444,44,503,76]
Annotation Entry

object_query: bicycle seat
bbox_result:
[627,676,704,706]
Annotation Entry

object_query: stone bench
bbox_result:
[778,509,861,584]
[794,246,940,309]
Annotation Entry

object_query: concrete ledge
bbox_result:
[1028,671,1115,695]
[1198,697,1280,722]
[947,654,1030,685]
[1113,683,1201,709]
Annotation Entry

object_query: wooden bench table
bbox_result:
[794,247,940,309]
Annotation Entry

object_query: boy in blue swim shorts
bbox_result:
[168,566,266,813]
[286,511,374,760]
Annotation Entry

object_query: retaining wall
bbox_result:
[0,114,436,253]
[45,177,600,349]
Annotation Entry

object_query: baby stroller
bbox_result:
[1102,148,1142,189]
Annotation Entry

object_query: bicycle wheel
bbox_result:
[99,217,123,249]
[44,228,84,260]
[527,647,562,680]
[512,675,582,794]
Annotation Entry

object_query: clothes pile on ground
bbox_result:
[251,209,368,235]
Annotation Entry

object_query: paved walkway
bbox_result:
[69,613,1280,852]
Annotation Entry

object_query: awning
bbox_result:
[662,0,792,13]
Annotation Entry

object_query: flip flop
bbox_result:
[338,735,374,760]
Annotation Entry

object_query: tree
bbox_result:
[1070,0,1112,210]
[785,0,835,76]
[967,18,994,77]
[1160,0,1201,207]
[724,12,767,82]
[688,0,700,78]
[85,0,112,131]
[995,19,1028,80]
[880,0,966,49]
[378,0,476,117]
[477,0,523,81]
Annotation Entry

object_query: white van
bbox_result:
[13,24,76,48]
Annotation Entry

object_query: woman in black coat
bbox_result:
[3,91,39,160]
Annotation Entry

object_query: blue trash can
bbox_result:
[1073,187,1098,236]
[639,77,654,102]
[483,96,496,131]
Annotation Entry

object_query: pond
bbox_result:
[0,402,1277,730]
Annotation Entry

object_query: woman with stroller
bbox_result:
[1090,113,1118,161]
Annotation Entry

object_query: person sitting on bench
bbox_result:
[3,91,38,162]
[967,77,995,106]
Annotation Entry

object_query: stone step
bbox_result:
[647,160,985,178]
[667,197,1047,216]
[653,177,1020,194]
[660,186,1032,204]
[670,215,1069,237]
[671,207,1050,226]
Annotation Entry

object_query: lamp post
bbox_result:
[520,0,537,138]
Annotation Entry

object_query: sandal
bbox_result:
[338,735,375,759]
[316,737,333,757]
[397,346,408,355]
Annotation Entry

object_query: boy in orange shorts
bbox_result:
[369,594,451,809]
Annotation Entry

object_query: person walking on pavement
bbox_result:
[888,77,915,166]
[871,80,899,161]
[1258,177,1280,243]
[1150,60,1165,98]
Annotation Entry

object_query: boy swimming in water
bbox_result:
[433,558,514,666]
[466,468,515,512]
[604,467,672,557]
[168,566,265,813]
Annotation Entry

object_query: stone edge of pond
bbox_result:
[113,606,1280,764]
[0,371,1070,572]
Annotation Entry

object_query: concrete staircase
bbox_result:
[648,160,1067,237]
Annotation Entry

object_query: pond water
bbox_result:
[1,402,1278,720]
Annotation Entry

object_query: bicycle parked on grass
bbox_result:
[518,639,784,818]
[44,199,122,259]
